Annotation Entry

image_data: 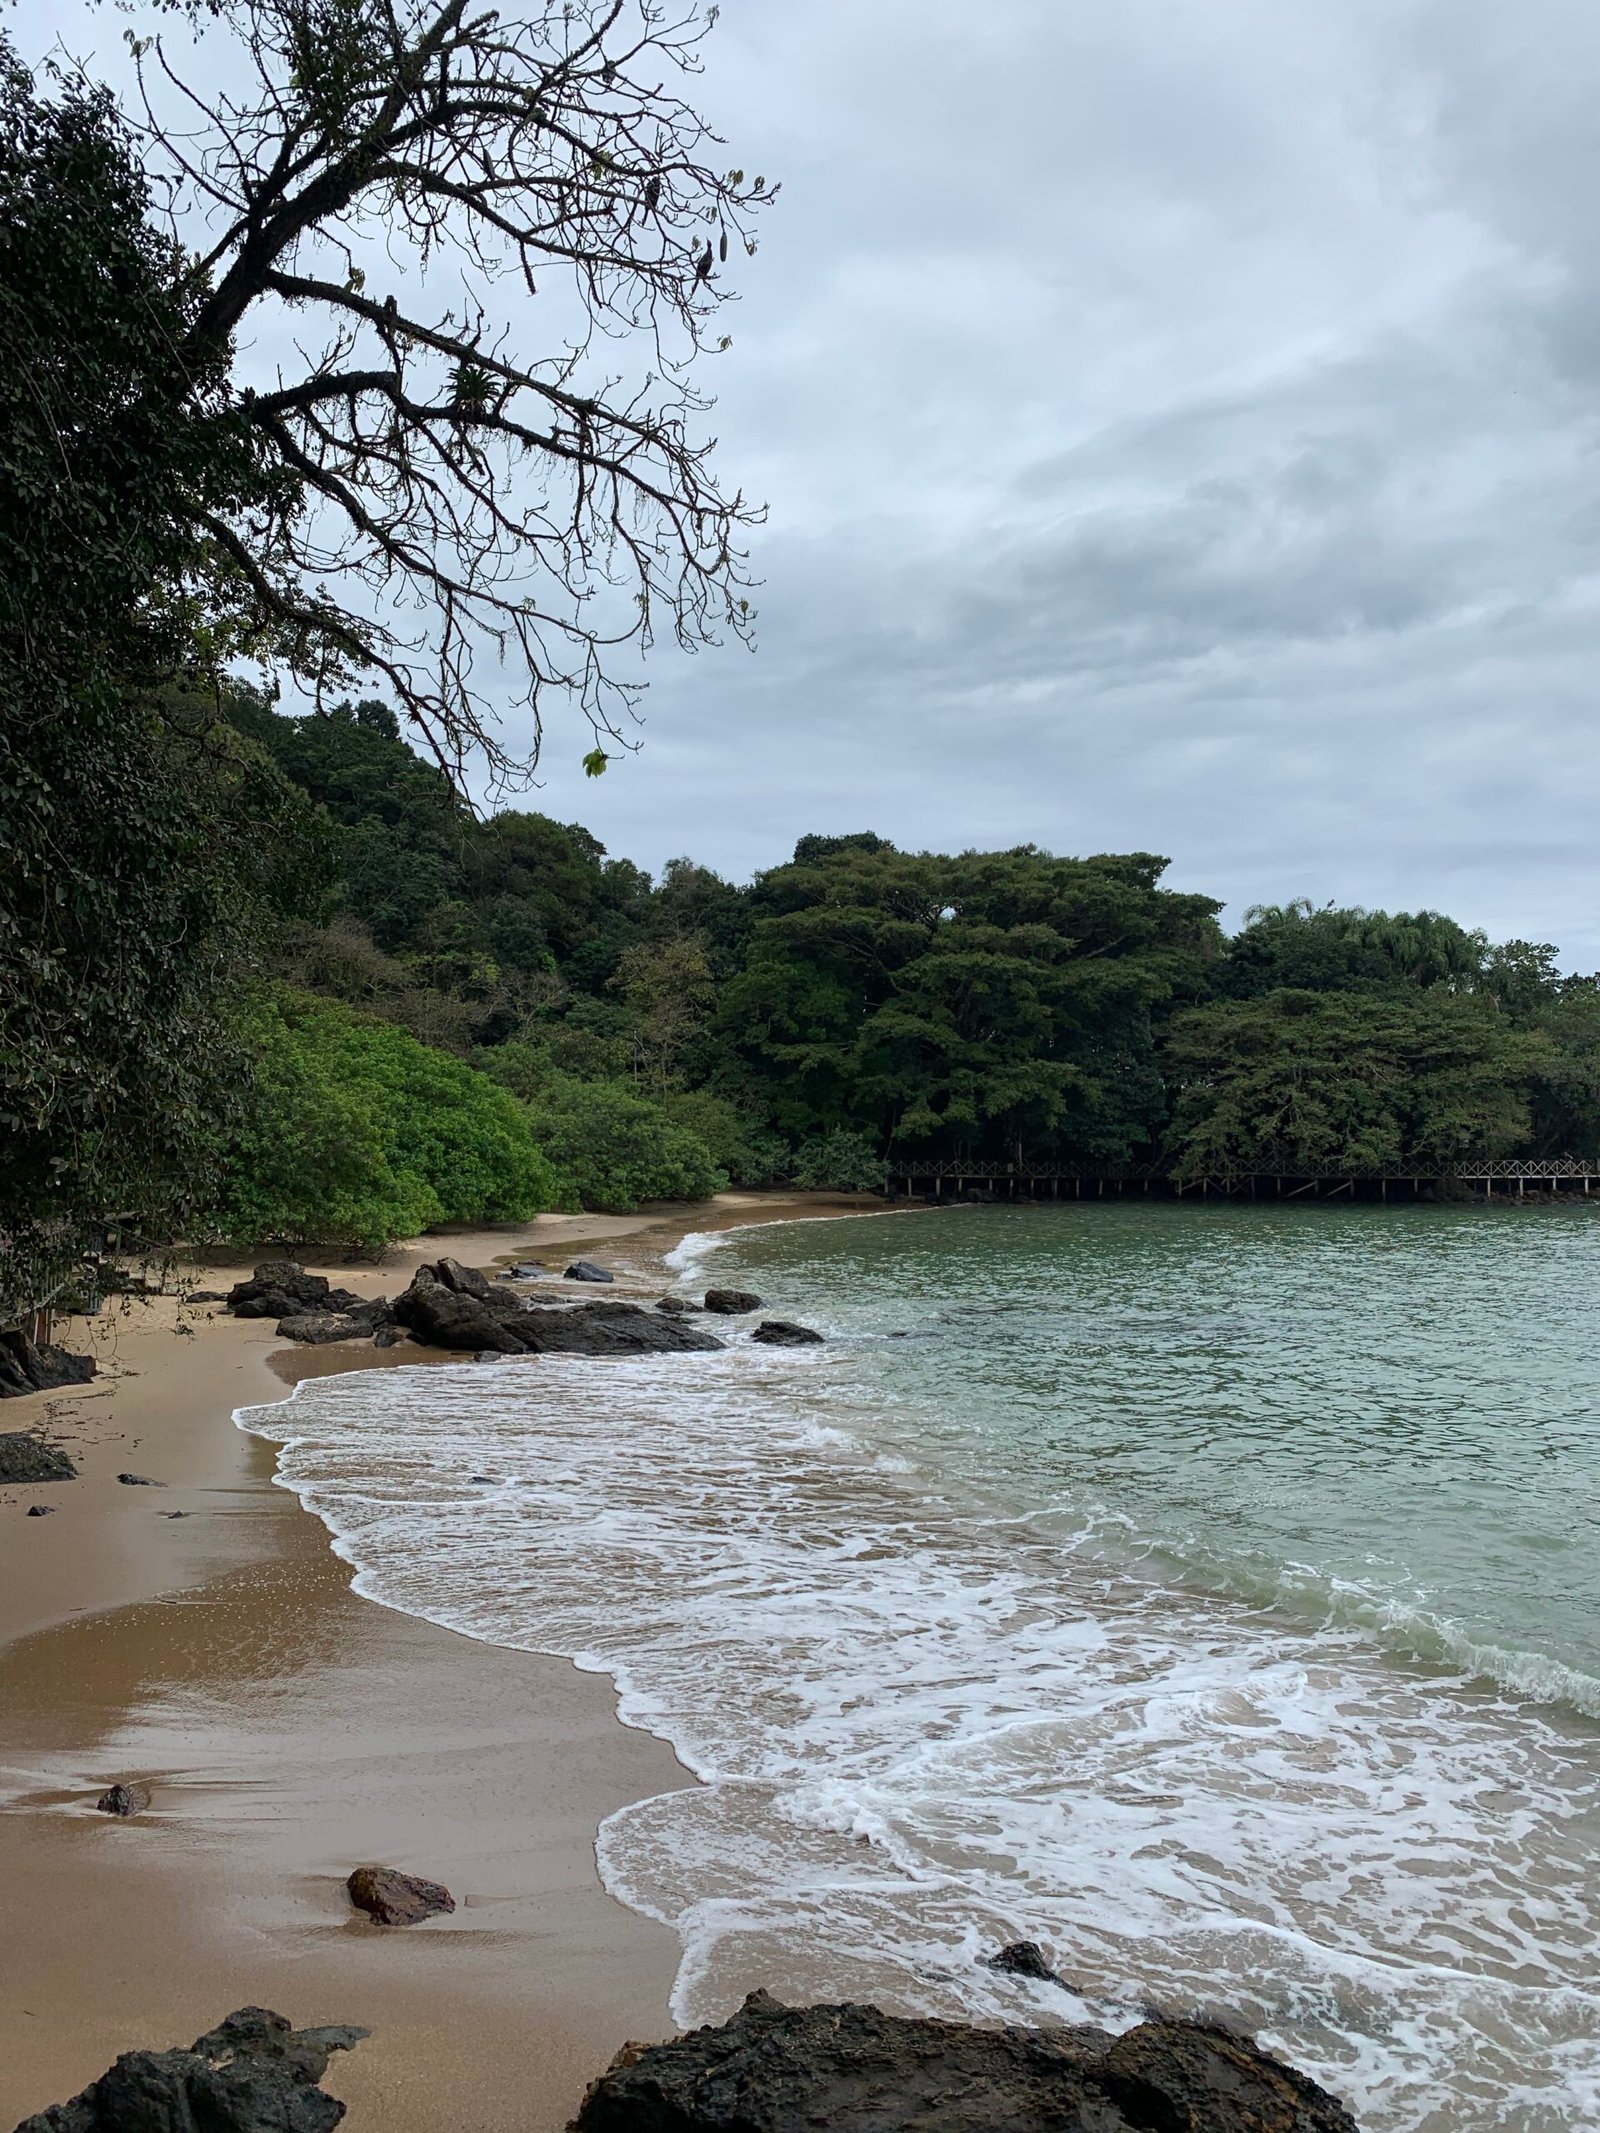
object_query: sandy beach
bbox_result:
[0,1191,874,2130]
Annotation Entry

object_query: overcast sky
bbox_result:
[31,0,1600,955]
[497,0,1600,963]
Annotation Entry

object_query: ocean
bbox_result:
[238,1203,1600,2131]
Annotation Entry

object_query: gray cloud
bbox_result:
[32,0,1600,958]
[522,0,1600,963]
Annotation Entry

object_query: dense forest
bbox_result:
[179,686,1600,1249]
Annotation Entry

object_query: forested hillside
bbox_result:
[201,689,1600,1246]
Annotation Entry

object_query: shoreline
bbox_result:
[0,1189,880,2131]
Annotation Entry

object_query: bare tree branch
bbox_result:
[124,0,772,786]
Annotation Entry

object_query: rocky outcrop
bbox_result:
[226,1264,336,1318]
[390,1270,532,1353]
[0,1433,76,1482]
[346,1864,455,1926]
[516,1302,724,1357]
[274,1313,372,1345]
[11,2005,367,2133]
[752,1320,825,1346]
[116,1473,164,1487]
[704,1287,764,1315]
[0,1335,96,1400]
[569,1991,1360,2133]
[431,1256,493,1299]
[565,1259,615,1283]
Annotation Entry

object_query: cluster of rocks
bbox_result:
[215,1259,825,1358]
[12,1984,1362,2133]
[570,1989,1362,2133]
[11,2006,367,2133]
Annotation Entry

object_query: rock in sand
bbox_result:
[96,1781,152,1817]
[346,1864,455,1926]
[116,1473,165,1487]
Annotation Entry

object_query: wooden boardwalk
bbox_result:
[884,1158,1600,1203]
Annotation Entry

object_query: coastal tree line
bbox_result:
[195,685,1600,1246]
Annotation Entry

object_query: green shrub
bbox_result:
[519,1077,728,1211]
[791,1128,887,1193]
[659,1090,789,1186]
[218,990,568,1250]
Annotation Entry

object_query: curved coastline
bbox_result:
[0,1189,876,2132]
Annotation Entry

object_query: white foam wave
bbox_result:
[239,1348,1600,2133]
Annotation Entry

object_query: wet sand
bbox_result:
[0,1192,875,2129]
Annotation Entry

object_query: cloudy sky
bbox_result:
[505,0,1600,962]
[31,0,1600,955]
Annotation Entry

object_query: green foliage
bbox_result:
[1219,901,1489,999]
[219,991,566,1250]
[791,1128,888,1193]
[0,48,322,1314]
[659,1090,789,1187]
[1163,991,1543,1177]
[521,1079,728,1213]
[716,838,1219,1165]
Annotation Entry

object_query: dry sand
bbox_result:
[0,1192,875,2130]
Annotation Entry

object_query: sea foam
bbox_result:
[240,1302,1600,2133]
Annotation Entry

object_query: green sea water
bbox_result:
[715,1200,1600,1703]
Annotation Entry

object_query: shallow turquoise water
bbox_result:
[715,1202,1600,1705]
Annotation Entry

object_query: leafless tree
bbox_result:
[127,0,772,783]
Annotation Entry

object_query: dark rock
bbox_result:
[704,1287,764,1315]
[564,1259,615,1283]
[568,1990,1361,2133]
[163,1511,189,1519]
[0,1335,96,1399]
[430,1256,493,1298]
[752,1320,825,1346]
[390,1272,533,1354]
[96,1781,151,1817]
[505,1262,544,1279]
[186,1290,229,1305]
[231,1289,300,1320]
[656,1294,702,1315]
[117,1473,165,1487]
[26,1504,56,1517]
[983,1939,1059,1983]
[515,1302,724,1357]
[468,1475,495,1485]
[386,1271,724,1357]
[372,1326,407,1349]
[320,1286,367,1314]
[341,1296,391,1328]
[11,2004,367,2133]
[0,1434,76,1483]
[274,1314,369,1345]
[227,1264,333,1314]
[346,1863,455,1927]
